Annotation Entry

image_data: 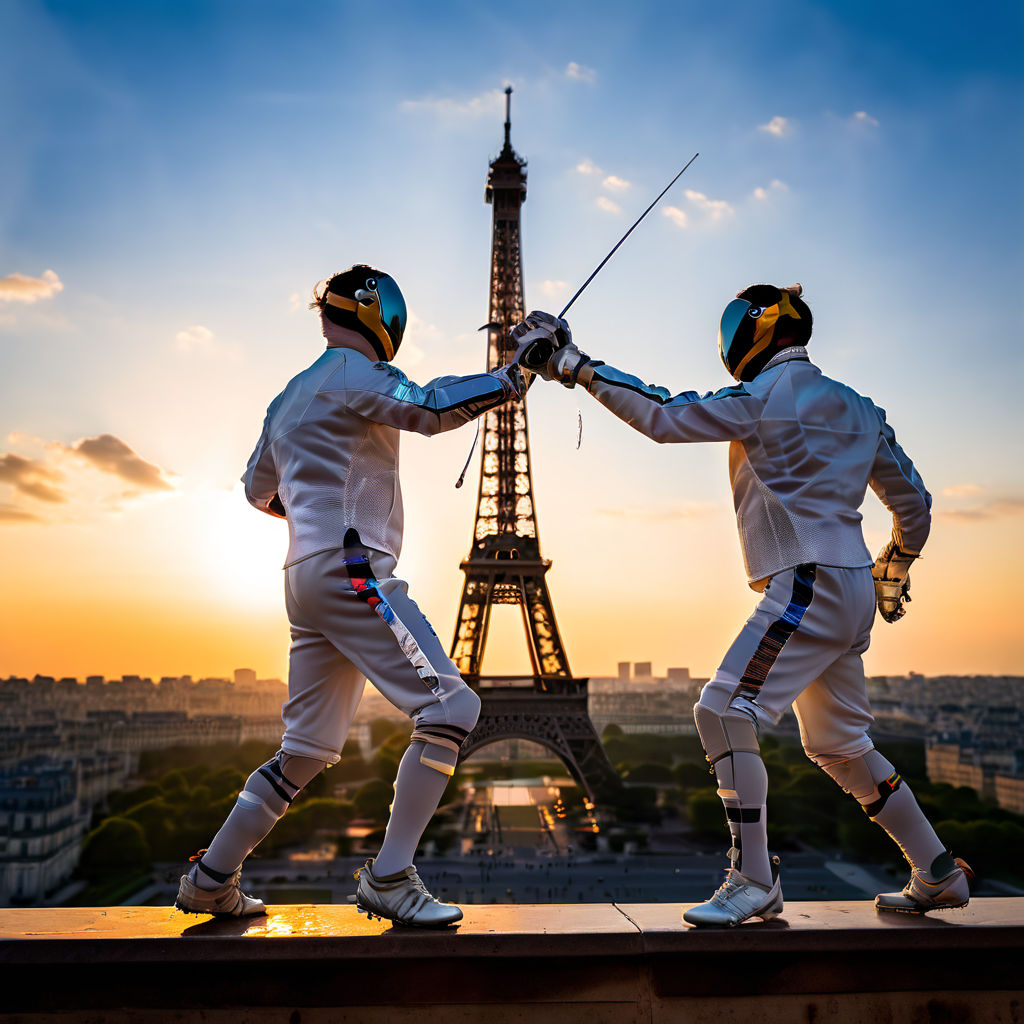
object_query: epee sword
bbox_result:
[456,151,700,486]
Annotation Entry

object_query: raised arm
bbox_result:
[577,361,765,443]
[511,311,764,443]
[335,358,522,436]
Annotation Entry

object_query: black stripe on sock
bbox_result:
[726,807,762,823]
[258,766,294,805]
[864,772,902,817]
[417,724,469,743]
[266,757,300,792]
[197,859,233,885]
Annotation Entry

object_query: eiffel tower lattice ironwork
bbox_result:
[450,88,619,800]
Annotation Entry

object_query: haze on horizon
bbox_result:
[1,1,1021,683]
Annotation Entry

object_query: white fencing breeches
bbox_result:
[701,565,877,758]
[281,546,480,763]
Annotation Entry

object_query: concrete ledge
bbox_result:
[1,899,1022,1022]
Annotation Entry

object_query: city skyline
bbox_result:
[1,1,1022,682]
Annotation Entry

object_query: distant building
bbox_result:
[927,737,1024,813]
[234,668,257,687]
[666,667,691,686]
[0,759,89,906]
[927,743,986,795]
[995,775,1024,816]
[588,671,706,737]
[633,662,653,680]
[617,662,631,682]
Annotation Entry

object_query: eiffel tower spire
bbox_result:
[450,89,620,800]
[450,86,571,684]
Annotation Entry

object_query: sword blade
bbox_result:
[558,152,699,319]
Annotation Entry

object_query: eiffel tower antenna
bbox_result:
[450,87,620,799]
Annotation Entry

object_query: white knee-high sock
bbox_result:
[860,751,947,877]
[372,742,452,877]
[190,753,323,890]
[715,750,772,887]
[820,749,948,879]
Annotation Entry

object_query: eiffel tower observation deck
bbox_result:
[448,89,619,799]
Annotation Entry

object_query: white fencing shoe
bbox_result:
[683,861,783,927]
[174,868,266,918]
[875,857,973,914]
[354,859,462,928]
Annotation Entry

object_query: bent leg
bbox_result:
[289,547,481,876]
[190,572,367,889]
[192,751,328,888]
[695,567,841,887]
[797,652,950,880]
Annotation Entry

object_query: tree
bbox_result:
[353,779,394,822]
[79,818,150,880]
[687,789,724,838]
[625,762,675,785]
[370,717,409,749]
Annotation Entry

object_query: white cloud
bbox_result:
[565,62,597,85]
[941,483,982,497]
[0,269,63,304]
[662,206,688,230]
[853,110,880,127]
[602,175,630,193]
[399,88,506,119]
[937,497,1024,522]
[175,325,216,353]
[596,196,622,215]
[758,116,791,138]
[62,434,174,492]
[537,280,569,299]
[753,179,789,201]
[576,157,602,176]
[289,292,305,313]
[684,189,734,220]
[0,433,176,523]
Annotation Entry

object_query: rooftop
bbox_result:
[1,899,1020,1021]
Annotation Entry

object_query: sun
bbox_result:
[190,485,287,611]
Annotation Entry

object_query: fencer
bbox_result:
[175,265,525,926]
[512,288,971,927]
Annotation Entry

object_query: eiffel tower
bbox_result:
[450,88,619,800]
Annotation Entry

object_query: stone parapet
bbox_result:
[0,899,1021,1022]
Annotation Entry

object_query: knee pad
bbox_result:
[411,686,480,776]
[815,748,902,817]
[694,697,761,769]
[246,751,327,815]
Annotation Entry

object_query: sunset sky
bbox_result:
[1,0,1022,684]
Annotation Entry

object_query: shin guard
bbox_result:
[694,698,772,886]
[409,724,468,777]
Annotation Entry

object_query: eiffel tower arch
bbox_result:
[450,89,620,801]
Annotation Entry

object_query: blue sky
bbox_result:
[1,0,1022,680]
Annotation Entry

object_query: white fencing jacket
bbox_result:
[243,347,516,566]
[578,347,931,585]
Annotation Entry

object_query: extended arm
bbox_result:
[511,311,764,443]
[577,361,765,444]
[337,359,521,437]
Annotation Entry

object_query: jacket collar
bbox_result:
[763,346,810,371]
